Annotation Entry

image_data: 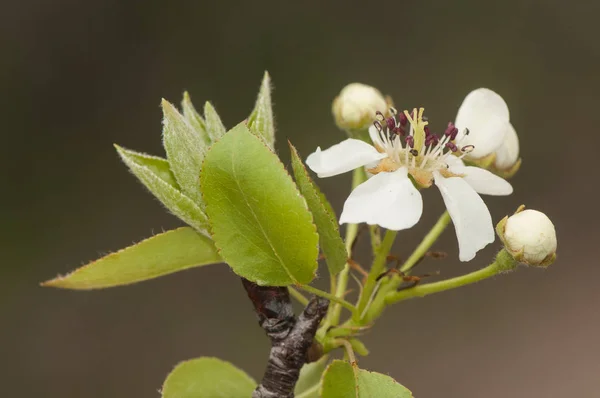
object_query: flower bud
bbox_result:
[496,207,557,267]
[493,123,519,170]
[332,83,390,132]
[454,88,510,160]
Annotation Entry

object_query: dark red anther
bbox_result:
[424,126,431,136]
[393,127,406,136]
[445,142,458,152]
[426,134,439,147]
[405,135,414,148]
[444,122,459,140]
[450,128,459,140]
[399,112,408,126]
[386,117,396,130]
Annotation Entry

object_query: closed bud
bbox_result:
[332,83,391,133]
[491,122,521,178]
[496,206,557,267]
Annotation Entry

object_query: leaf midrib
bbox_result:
[229,138,296,284]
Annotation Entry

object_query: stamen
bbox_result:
[410,149,419,157]
[386,117,396,131]
[444,122,459,140]
[461,144,475,153]
[425,134,439,147]
[393,127,405,136]
[374,120,383,132]
[398,112,408,126]
[445,142,458,152]
[405,135,414,148]
[389,106,398,116]
[375,111,385,122]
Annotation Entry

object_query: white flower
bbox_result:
[454,88,513,160]
[332,83,389,131]
[307,108,513,262]
[500,209,557,266]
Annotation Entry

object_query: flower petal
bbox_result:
[434,171,494,261]
[305,138,387,178]
[454,88,510,159]
[339,168,423,230]
[494,122,519,169]
[449,165,513,196]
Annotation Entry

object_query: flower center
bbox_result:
[368,107,474,187]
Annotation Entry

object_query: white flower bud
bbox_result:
[454,88,510,160]
[332,83,389,132]
[498,209,557,267]
[493,122,520,170]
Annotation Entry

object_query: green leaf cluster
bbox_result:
[43,71,345,291]
[43,73,279,289]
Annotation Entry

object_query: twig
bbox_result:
[241,278,329,398]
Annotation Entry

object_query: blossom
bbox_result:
[306,107,513,261]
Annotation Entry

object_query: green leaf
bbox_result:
[42,227,221,289]
[162,357,256,398]
[113,146,179,188]
[321,360,413,398]
[295,356,329,398]
[115,145,210,234]
[289,142,347,276]
[248,71,275,147]
[162,99,206,205]
[203,101,226,141]
[200,123,318,286]
[181,91,211,145]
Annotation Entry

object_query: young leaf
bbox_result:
[294,355,329,398]
[42,227,221,290]
[320,360,413,398]
[203,101,226,141]
[162,99,205,205]
[248,71,275,147]
[200,123,319,286]
[114,146,179,188]
[162,357,256,398]
[289,142,347,276]
[181,91,211,145]
[115,145,210,235]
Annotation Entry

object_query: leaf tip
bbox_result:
[40,275,68,289]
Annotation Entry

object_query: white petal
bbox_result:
[434,171,494,261]
[494,122,520,169]
[340,168,423,231]
[444,154,465,168]
[454,88,510,159]
[449,165,513,196]
[305,139,387,178]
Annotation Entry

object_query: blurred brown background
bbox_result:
[2,0,599,397]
